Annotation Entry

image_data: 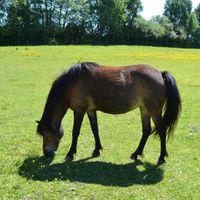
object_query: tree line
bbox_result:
[0,0,200,47]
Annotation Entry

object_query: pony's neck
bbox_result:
[41,97,68,130]
[40,67,73,129]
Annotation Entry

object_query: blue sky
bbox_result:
[141,0,200,20]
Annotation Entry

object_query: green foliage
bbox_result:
[6,0,39,44]
[192,29,200,47]
[67,0,90,26]
[194,3,200,26]
[164,0,192,28]
[0,0,8,26]
[189,6,200,47]
[0,45,200,199]
[132,16,164,42]
[0,0,200,46]
[126,0,143,25]
[187,12,199,35]
[151,15,177,40]
[89,0,127,43]
[195,3,200,25]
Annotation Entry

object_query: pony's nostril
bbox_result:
[43,148,55,157]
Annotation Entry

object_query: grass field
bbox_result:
[0,45,200,200]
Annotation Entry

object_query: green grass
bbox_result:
[0,45,200,200]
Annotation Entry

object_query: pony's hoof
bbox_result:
[157,159,166,166]
[65,155,74,161]
[130,153,138,161]
[92,150,100,157]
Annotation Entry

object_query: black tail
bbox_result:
[161,71,181,138]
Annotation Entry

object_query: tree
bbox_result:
[151,15,176,40]
[187,12,199,35]
[195,3,200,24]
[126,0,143,25]
[5,0,33,44]
[1,0,200,46]
[123,0,143,43]
[55,0,90,44]
[30,0,57,33]
[89,0,126,43]
[132,16,166,45]
[192,4,200,47]
[67,0,90,26]
[0,0,10,26]
[164,0,192,28]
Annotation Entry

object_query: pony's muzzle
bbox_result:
[43,147,55,157]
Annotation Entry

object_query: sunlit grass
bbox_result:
[0,45,199,199]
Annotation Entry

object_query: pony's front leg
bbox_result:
[65,111,85,161]
[87,111,103,157]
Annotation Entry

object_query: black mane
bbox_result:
[39,62,99,125]
[53,62,99,88]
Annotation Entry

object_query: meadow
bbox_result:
[0,45,199,200]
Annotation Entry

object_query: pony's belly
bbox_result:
[98,107,137,114]
[94,98,138,114]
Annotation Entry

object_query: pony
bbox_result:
[36,62,181,165]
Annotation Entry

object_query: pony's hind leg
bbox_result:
[131,107,151,161]
[87,111,103,157]
[152,115,168,165]
[65,111,85,161]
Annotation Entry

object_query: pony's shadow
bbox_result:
[18,156,164,187]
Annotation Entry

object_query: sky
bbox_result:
[141,0,200,20]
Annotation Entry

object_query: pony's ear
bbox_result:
[35,120,40,124]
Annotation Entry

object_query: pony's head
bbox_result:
[36,120,64,157]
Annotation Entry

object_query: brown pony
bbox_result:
[36,62,181,165]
